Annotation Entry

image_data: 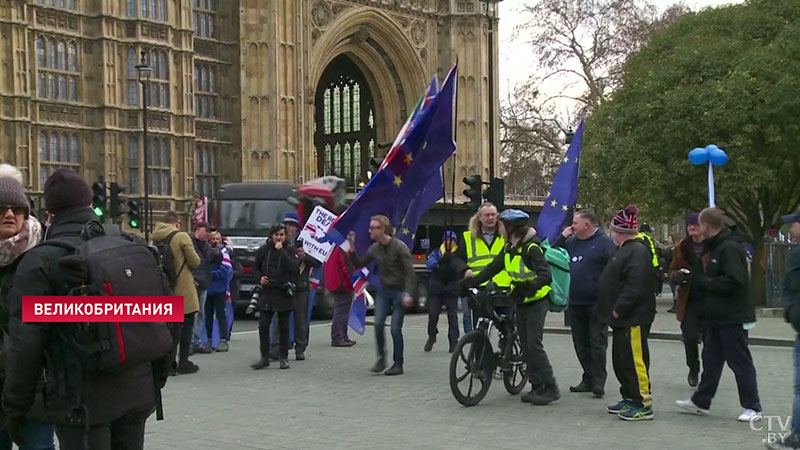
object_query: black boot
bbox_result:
[424,336,436,352]
[688,370,699,387]
[521,384,544,403]
[370,357,387,373]
[384,363,404,376]
[251,358,270,370]
[531,382,561,405]
[569,381,592,393]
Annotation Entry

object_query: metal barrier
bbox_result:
[764,238,795,307]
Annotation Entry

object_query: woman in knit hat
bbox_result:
[0,164,55,449]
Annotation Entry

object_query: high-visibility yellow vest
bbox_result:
[637,232,660,268]
[463,230,511,287]
[504,241,552,303]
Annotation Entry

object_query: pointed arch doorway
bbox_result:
[314,54,377,190]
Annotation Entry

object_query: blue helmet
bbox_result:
[499,209,530,232]
[499,209,530,223]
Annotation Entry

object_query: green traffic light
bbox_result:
[93,207,104,217]
[129,220,138,228]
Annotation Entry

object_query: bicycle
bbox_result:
[449,286,528,406]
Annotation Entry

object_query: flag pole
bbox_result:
[449,59,459,229]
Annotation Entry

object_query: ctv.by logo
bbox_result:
[751,415,792,444]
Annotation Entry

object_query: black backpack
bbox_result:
[154,230,186,289]
[42,223,174,377]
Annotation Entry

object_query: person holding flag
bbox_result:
[347,215,415,376]
[424,230,467,353]
[464,209,560,406]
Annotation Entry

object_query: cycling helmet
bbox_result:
[499,209,530,232]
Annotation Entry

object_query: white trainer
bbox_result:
[738,408,762,422]
[675,399,710,415]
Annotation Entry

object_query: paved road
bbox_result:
[145,314,794,450]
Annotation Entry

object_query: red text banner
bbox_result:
[22,296,184,322]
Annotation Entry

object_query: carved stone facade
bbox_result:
[0,0,498,211]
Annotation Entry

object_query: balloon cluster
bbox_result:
[688,144,728,166]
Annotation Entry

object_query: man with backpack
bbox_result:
[3,169,173,449]
[153,212,202,375]
[464,209,560,406]
[553,210,616,398]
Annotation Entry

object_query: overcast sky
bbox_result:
[497,0,745,108]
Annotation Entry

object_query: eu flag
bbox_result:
[328,64,457,252]
[536,119,585,243]
[395,167,444,249]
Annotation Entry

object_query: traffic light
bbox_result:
[484,178,505,211]
[463,175,483,211]
[109,183,127,221]
[91,181,106,218]
[127,199,141,229]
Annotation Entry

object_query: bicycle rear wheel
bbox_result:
[502,334,528,395]
[449,331,494,407]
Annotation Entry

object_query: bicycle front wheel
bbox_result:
[449,331,494,407]
[502,334,528,395]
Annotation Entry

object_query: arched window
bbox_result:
[36,37,45,67]
[59,133,68,161]
[314,55,377,189]
[67,42,77,71]
[57,41,66,70]
[39,133,47,160]
[47,39,56,69]
[70,135,79,163]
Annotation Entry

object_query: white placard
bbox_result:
[298,206,337,263]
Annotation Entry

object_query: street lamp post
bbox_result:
[135,52,153,242]
[480,0,503,179]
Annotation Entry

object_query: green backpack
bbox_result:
[540,239,571,312]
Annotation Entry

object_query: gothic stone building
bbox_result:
[0,0,499,219]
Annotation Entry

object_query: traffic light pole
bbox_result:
[487,6,496,179]
[141,80,150,242]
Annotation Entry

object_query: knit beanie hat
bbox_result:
[44,168,92,215]
[610,205,639,234]
[686,212,699,225]
[0,165,30,218]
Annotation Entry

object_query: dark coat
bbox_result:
[693,230,755,325]
[668,237,710,322]
[427,247,468,298]
[597,238,656,327]
[783,247,800,332]
[253,241,298,312]
[3,208,156,427]
[552,228,616,306]
[289,238,321,293]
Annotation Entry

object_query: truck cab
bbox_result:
[212,181,297,314]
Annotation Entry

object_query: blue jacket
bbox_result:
[208,262,233,296]
[553,228,616,306]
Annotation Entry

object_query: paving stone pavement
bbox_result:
[140,315,795,450]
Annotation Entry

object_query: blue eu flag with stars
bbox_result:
[536,119,584,243]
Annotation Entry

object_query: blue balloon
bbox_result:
[709,148,728,166]
[705,144,720,153]
[689,148,709,165]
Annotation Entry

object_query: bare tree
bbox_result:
[500,0,690,193]
[500,80,571,195]
[514,0,690,113]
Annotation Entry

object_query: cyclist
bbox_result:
[464,209,560,405]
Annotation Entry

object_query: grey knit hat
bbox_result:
[0,165,30,217]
